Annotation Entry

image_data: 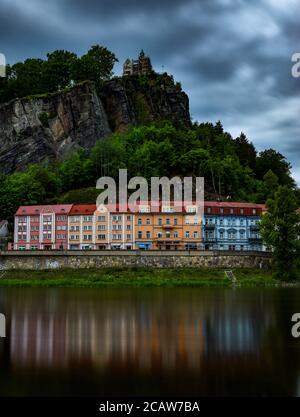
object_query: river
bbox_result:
[0,287,300,397]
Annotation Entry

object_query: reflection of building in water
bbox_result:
[9,310,205,370]
[7,291,275,372]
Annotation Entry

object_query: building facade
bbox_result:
[135,203,201,250]
[123,50,153,76]
[11,201,266,251]
[14,205,72,250]
[202,202,265,251]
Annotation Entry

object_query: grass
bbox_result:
[0,267,283,288]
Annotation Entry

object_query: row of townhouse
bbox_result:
[12,201,266,251]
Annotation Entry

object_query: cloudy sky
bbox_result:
[0,0,299,182]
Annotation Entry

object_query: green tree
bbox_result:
[58,150,94,191]
[43,50,78,91]
[256,170,279,202]
[260,186,300,281]
[235,132,257,170]
[256,149,295,187]
[72,45,118,85]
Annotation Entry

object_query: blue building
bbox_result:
[202,202,265,251]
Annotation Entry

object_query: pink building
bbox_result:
[14,205,73,250]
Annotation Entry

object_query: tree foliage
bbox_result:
[260,186,300,280]
[0,45,118,103]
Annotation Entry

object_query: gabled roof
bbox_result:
[0,220,8,228]
[69,204,97,215]
[16,205,73,216]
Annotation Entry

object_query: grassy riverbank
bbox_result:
[0,267,285,288]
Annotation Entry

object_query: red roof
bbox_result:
[69,204,96,215]
[16,205,73,216]
[204,201,266,209]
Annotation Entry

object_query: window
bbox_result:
[174,218,178,225]
[83,216,93,222]
[127,216,131,221]
[220,219,224,226]
[166,218,170,225]
[127,234,131,240]
[138,231,142,239]
[98,216,105,222]
[138,218,142,226]
[207,207,212,214]
[158,218,162,226]
[158,232,163,238]
[83,235,92,240]
[146,231,151,239]
[185,231,190,238]
[98,234,106,240]
[126,224,131,230]
[112,224,122,230]
[193,231,198,239]
[220,231,224,240]
[83,225,92,231]
[70,216,80,223]
[146,218,150,225]
[112,234,122,240]
[98,224,105,230]
[174,231,178,238]
[57,215,67,221]
[228,230,236,240]
[166,232,171,238]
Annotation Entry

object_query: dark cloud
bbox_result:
[0,0,299,181]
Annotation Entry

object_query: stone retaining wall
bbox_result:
[0,250,272,270]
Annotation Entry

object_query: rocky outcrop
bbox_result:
[101,75,191,132]
[0,82,112,174]
[0,74,191,174]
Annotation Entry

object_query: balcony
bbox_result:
[161,224,176,229]
[203,237,217,243]
[249,237,263,243]
[204,224,215,230]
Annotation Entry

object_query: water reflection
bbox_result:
[0,287,300,396]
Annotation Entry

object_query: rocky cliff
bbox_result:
[0,74,191,174]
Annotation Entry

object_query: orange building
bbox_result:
[135,203,202,250]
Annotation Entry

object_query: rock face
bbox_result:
[0,82,111,174]
[0,75,191,174]
[101,76,191,132]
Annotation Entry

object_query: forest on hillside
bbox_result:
[0,120,297,223]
